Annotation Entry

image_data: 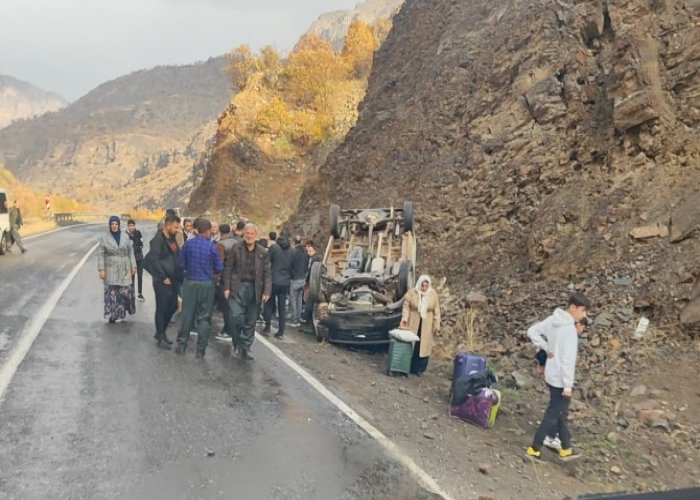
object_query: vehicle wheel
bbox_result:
[0,231,9,255]
[402,201,414,232]
[308,261,325,302]
[398,261,414,299]
[329,204,341,239]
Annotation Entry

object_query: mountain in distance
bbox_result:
[0,57,229,210]
[307,0,404,48]
[0,75,67,128]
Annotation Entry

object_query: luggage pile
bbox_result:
[449,352,501,428]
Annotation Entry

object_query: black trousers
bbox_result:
[153,280,178,340]
[410,319,429,374]
[214,284,232,335]
[533,384,572,451]
[132,260,144,295]
[263,284,289,335]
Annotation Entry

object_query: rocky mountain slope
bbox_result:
[308,0,403,48]
[0,75,67,128]
[291,0,699,488]
[0,58,228,210]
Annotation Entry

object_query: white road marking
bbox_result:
[0,242,99,402]
[24,222,100,241]
[255,334,455,500]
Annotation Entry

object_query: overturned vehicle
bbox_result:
[308,202,416,344]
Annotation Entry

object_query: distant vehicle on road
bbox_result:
[0,188,12,255]
[309,202,416,345]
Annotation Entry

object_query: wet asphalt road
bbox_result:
[0,225,439,500]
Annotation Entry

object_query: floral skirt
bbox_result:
[104,284,135,321]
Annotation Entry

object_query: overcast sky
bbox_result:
[0,0,359,101]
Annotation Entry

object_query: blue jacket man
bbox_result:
[176,217,224,357]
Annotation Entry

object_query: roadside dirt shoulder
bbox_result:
[271,329,600,500]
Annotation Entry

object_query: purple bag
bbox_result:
[449,388,501,428]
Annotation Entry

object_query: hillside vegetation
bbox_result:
[0,165,86,217]
[188,20,391,224]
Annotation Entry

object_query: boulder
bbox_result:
[629,224,669,239]
[613,90,659,131]
[670,198,700,243]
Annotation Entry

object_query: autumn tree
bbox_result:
[342,20,379,79]
[226,45,260,91]
[260,45,282,88]
[287,34,348,111]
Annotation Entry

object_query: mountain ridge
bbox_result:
[0,75,67,128]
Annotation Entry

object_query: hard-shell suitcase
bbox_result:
[386,338,413,375]
[449,388,501,428]
[451,352,487,399]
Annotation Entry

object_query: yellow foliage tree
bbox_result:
[226,45,260,91]
[255,96,291,135]
[342,20,379,79]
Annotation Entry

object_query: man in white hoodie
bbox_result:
[526,292,591,462]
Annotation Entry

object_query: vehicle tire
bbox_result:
[398,260,414,299]
[402,201,414,233]
[0,231,9,255]
[329,204,341,238]
[308,261,325,302]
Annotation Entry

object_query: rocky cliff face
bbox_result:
[0,58,228,210]
[0,75,67,129]
[308,0,403,48]
[291,0,700,483]
[294,0,699,326]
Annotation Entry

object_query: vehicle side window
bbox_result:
[0,193,7,214]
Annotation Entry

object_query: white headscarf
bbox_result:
[415,275,432,319]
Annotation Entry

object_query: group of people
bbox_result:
[96,212,323,361]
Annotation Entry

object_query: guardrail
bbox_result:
[53,213,131,223]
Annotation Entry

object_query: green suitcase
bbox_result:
[387,338,414,375]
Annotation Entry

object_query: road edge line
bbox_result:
[0,242,99,402]
[24,222,99,241]
[256,334,455,500]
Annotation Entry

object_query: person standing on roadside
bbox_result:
[262,231,293,339]
[126,219,145,301]
[213,224,235,342]
[211,222,220,243]
[232,221,245,243]
[526,292,591,463]
[7,200,27,254]
[301,241,322,329]
[289,235,308,328]
[223,223,271,360]
[183,218,194,241]
[144,214,183,349]
[176,218,223,357]
[98,216,136,323]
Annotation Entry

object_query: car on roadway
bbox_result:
[308,202,416,345]
[0,188,12,255]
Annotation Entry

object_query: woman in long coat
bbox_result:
[98,216,137,323]
[400,275,441,375]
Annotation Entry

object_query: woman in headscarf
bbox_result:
[400,275,441,375]
[98,216,137,323]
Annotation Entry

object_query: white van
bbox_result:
[0,188,12,255]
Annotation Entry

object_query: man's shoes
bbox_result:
[175,344,186,355]
[240,349,254,360]
[214,332,230,341]
[157,339,172,350]
[289,322,300,328]
[261,326,271,335]
[162,336,173,345]
[21,248,27,254]
[274,332,283,339]
[543,436,562,452]
[526,447,545,463]
[231,344,240,355]
[558,449,581,462]
[196,349,206,358]
[138,294,145,302]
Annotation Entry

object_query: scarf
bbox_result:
[109,215,121,245]
[415,275,432,319]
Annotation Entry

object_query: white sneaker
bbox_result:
[544,436,562,451]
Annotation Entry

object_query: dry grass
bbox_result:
[22,218,57,236]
